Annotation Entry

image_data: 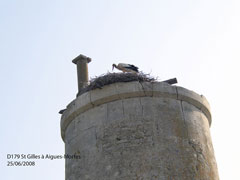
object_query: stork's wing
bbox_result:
[118,63,139,69]
[118,63,131,67]
[129,64,139,70]
[117,63,139,72]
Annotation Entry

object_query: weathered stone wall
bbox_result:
[61,81,219,180]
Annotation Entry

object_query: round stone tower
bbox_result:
[60,80,219,179]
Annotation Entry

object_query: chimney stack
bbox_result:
[72,54,91,96]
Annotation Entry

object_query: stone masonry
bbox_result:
[60,81,219,180]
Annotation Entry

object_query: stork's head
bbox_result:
[112,64,117,71]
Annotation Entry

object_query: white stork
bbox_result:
[112,63,139,73]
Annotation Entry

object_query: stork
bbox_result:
[112,63,139,73]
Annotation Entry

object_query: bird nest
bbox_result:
[78,72,157,96]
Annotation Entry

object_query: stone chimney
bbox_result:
[72,54,91,96]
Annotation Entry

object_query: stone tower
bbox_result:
[60,55,219,180]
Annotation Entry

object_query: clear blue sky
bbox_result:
[1,0,240,179]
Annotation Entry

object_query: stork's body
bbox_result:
[112,63,139,73]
